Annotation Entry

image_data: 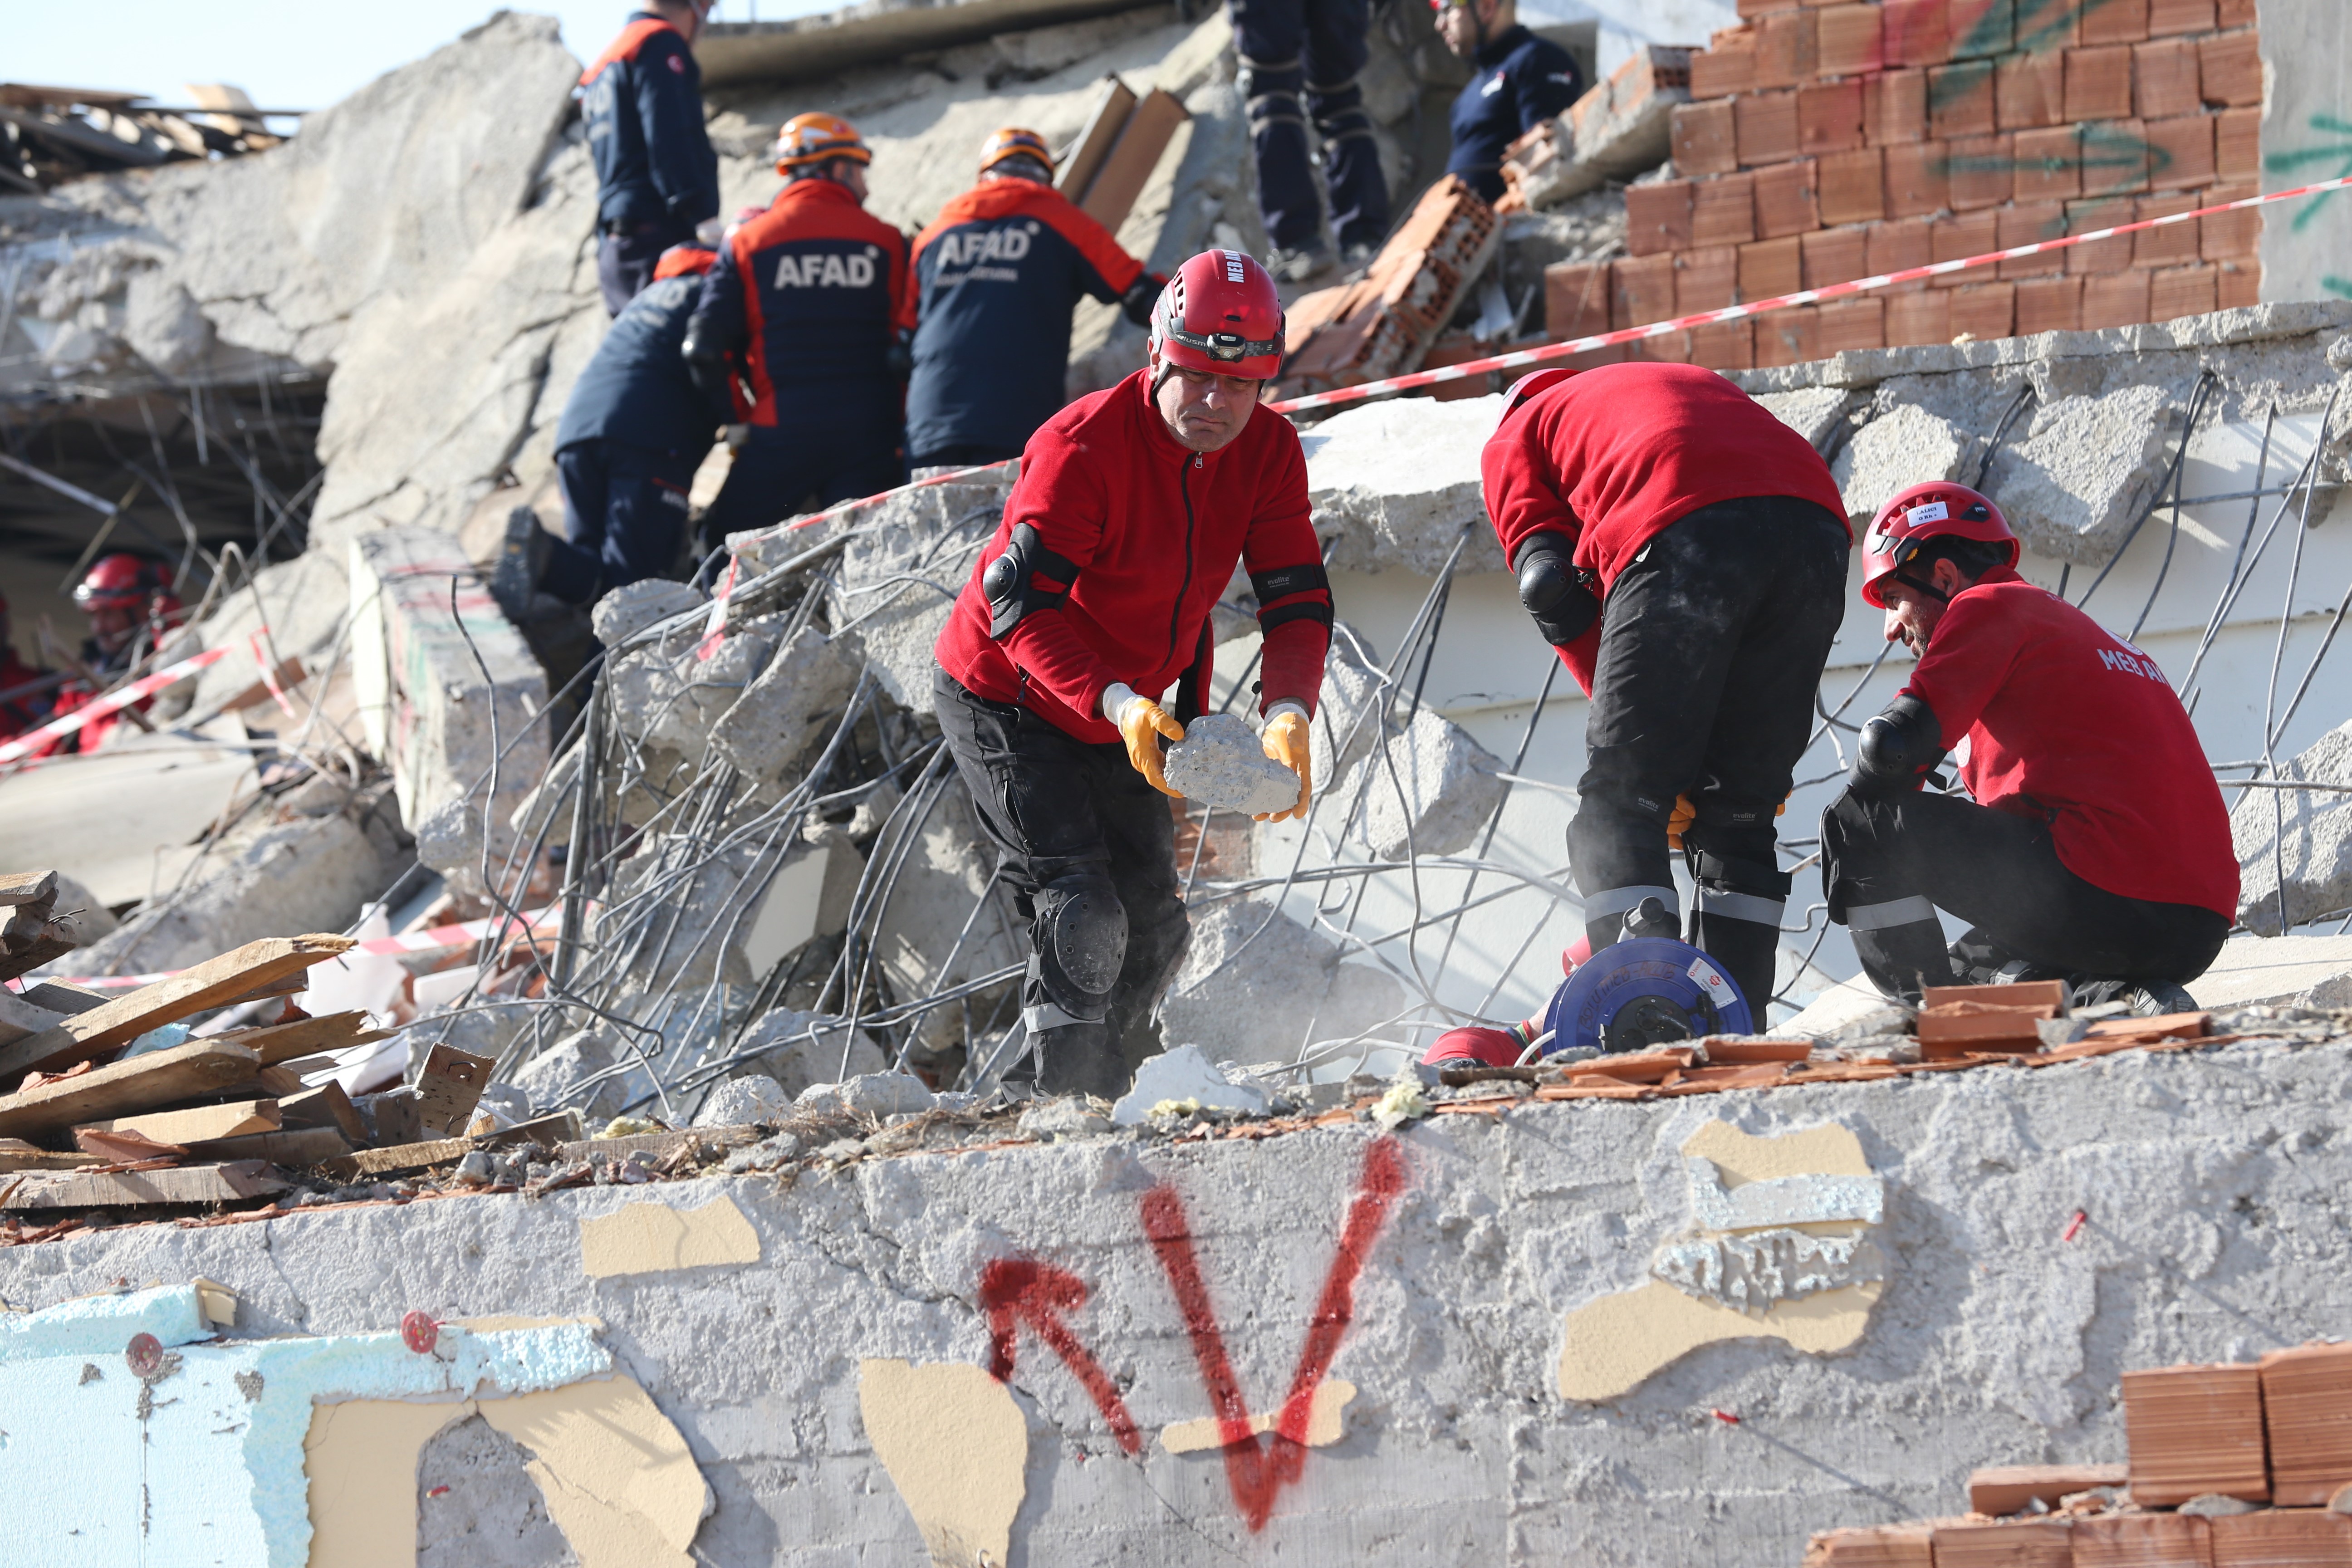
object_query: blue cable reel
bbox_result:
[1539,937,1754,1056]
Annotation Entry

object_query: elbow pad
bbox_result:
[1511,532,1600,649]
[981,523,1080,639]
[1852,693,1946,796]
[1120,272,1166,328]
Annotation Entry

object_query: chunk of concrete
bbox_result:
[733,1008,888,1098]
[599,833,862,991]
[509,1030,632,1125]
[1984,384,2186,564]
[1160,896,1410,1065]
[1313,626,1394,789]
[692,1075,795,1127]
[1111,1043,1269,1126]
[1164,713,1301,815]
[1833,404,1988,527]
[606,615,784,764]
[1754,387,1854,456]
[1299,394,1508,575]
[799,1072,936,1117]
[1019,1096,1113,1140]
[592,580,703,648]
[2232,717,2352,936]
[707,627,865,787]
[1337,706,1507,860]
[804,480,1011,713]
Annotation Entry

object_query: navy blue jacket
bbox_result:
[581,15,720,232]
[1447,26,1582,203]
[556,266,723,456]
[905,179,1144,459]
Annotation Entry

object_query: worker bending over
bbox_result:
[1434,0,1582,205]
[1483,363,1851,1015]
[495,243,726,619]
[906,128,1162,470]
[1228,0,1391,279]
[931,250,1331,1098]
[581,0,720,314]
[686,114,915,546]
[1823,484,2235,1008]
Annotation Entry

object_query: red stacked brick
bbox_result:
[1554,0,2263,360]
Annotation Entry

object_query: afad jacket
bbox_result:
[934,369,1333,745]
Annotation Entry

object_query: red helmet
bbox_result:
[978,126,1052,177]
[1151,249,1285,381]
[1860,482,2019,608]
[73,553,170,611]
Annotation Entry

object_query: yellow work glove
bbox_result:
[1667,794,1787,850]
[1257,706,1312,823]
[1104,682,1185,798]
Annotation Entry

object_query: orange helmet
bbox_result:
[978,127,1052,177]
[773,112,871,172]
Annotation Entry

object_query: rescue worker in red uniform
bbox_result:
[685,113,915,548]
[931,249,1332,1099]
[581,0,721,314]
[1823,483,2236,1008]
[1482,363,1852,1016]
[48,553,185,753]
[0,593,60,742]
[906,128,1162,469]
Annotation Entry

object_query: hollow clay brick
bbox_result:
[1678,245,1741,313]
[2207,1510,2352,1568]
[1886,284,1953,343]
[1740,235,1805,298]
[1927,1518,2073,1568]
[1867,68,1930,143]
[1949,280,2015,339]
[1754,158,1823,235]
[1738,90,1803,164]
[2082,118,2151,198]
[2200,30,2262,107]
[1801,79,1868,153]
[2214,0,2253,24]
[1932,209,2001,284]
[1947,132,2016,210]
[2215,107,2258,181]
[1690,42,1758,99]
[1819,146,1888,224]
[1755,7,1820,88]
[1884,141,1951,216]
[1610,253,1678,327]
[1950,0,2013,60]
[1689,318,1755,369]
[2080,0,2151,45]
[2133,38,2202,120]
[2136,191,2202,266]
[2065,196,2136,272]
[2122,1363,2269,1507]
[2014,124,2083,202]
[2068,1512,2211,1568]
[2148,0,2217,37]
[1869,215,1935,274]
[1883,0,1953,67]
[1818,295,1885,352]
[1802,1523,1935,1566]
[2066,45,2135,122]
[1625,181,1696,255]
[1998,47,2067,129]
[2217,258,2259,308]
[1675,100,1741,175]
[1755,303,1823,365]
[2144,114,2216,191]
[1817,5,1885,76]
[2014,273,2082,333]
[2082,269,2153,328]
[2000,200,2069,278]
[1694,171,1761,245]
[2201,182,2260,260]
[1930,59,1999,137]
[2260,1343,2352,1506]
[2151,263,2219,322]
[1803,223,1872,286]
[1544,261,1615,340]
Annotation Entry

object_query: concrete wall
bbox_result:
[5,1034,2351,1565]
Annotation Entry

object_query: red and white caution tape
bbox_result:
[29,905,562,990]
[247,631,296,717]
[1266,175,2352,416]
[0,642,239,768]
[694,557,738,662]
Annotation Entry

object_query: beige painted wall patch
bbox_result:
[580,1193,760,1278]
[1557,1118,1888,1401]
[860,1358,1029,1568]
[1161,1377,1355,1454]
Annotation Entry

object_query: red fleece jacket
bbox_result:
[933,370,1332,744]
[1481,362,1851,691]
[1904,567,2239,919]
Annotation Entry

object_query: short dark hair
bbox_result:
[1909,535,2012,583]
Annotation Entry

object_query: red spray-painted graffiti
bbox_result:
[980,1136,1409,1532]
[978,1256,1142,1455]
[1143,1135,1408,1531]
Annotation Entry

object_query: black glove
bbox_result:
[1511,532,1601,649]
[1849,693,1947,798]
[680,313,739,424]
[1120,271,1167,328]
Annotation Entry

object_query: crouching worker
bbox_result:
[1482,363,1852,1016]
[931,250,1332,1099]
[1824,484,2237,1008]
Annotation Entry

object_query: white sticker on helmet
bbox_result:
[1225,250,1245,282]
[1904,500,1950,526]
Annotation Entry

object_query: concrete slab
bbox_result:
[0,734,257,910]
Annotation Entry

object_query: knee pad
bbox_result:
[1028,874,1128,1025]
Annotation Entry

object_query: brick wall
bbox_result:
[1545,0,2262,368]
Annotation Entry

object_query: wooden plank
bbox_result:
[413,1044,493,1136]
[188,1127,352,1166]
[0,871,57,906]
[0,933,355,1083]
[0,1041,260,1138]
[0,1136,99,1172]
[211,1010,385,1066]
[280,1082,366,1144]
[81,1098,279,1146]
[0,987,66,1048]
[316,1110,586,1183]
[0,924,76,983]
[1,1159,287,1210]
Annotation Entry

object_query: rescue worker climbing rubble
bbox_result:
[1821,483,2236,1008]
[905,128,1164,470]
[931,249,1332,1100]
[1480,362,1852,1021]
[1228,0,1392,281]
[1434,0,1582,206]
[685,113,915,549]
[581,0,721,315]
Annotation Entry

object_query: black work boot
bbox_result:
[490,505,551,624]
[1034,1020,1129,1102]
[1853,920,1960,1005]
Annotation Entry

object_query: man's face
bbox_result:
[1152,356,1262,453]
[1878,559,1965,653]
[1436,0,1498,59]
[837,160,869,204]
[88,602,140,654]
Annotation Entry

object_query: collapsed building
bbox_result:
[4,1,2352,1564]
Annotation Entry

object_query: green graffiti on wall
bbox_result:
[2265,116,2352,235]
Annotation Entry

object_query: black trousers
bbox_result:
[1228,0,1391,251]
[1822,788,2230,1004]
[597,219,690,316]
[547,440,701,606]
[1569,496,1851,1015]
[932,668,1192,1100]
[699,429,904,554]
[910,442,1024,470]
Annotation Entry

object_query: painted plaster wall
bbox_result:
[5,1037,2352,1566]
[2259,0,2352,307]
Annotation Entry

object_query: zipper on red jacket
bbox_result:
[1165,452,1200,673]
